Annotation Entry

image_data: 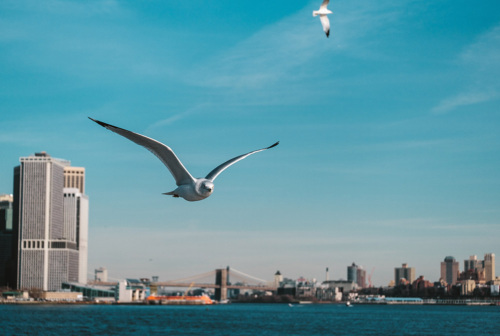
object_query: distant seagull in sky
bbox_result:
[313,0,333,38]
[89,117,279,202]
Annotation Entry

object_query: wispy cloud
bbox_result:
[187,8,320,89]
[432,91,497,114]
[188,0,411,90]
[432,24,500,113]
[145,103,212,131]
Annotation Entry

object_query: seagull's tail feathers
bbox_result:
[163,190,181,198]
[313,10,319,17]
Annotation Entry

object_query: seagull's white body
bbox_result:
[313,0,333,38]
[89,117,279,202]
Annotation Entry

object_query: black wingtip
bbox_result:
[268,141,279,149]
[88,117,112,128]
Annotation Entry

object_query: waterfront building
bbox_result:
[296,282,316,298]
[460,279,476,296]
[322,280,358,295]
[394,263,416,284]
[62,279,148,302]
[117,279,149,302]
[277,277,297,296]
[491,284,499,296]
[274,270,283,288]
[347,263,358,284]
[33,291,82,301]
[484,253,495,282]
[440,256,459,285]
[62,282,116,301]
[316,284,342,301]
[13,152,88,290]
[95,267,108,282]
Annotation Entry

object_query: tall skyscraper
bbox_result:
[441,256,459,285]
[13,152,89,290]
[484,253,495,282]
[63,187,88,284]
[394,263,416,284]
[464,255,478,272]
[356,267,366,288]
[347,263,358,284]
[63,162,88,285]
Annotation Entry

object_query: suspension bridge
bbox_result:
[150,267,277,301]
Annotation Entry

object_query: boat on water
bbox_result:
[146,294,213,305]
[346,301,352,307]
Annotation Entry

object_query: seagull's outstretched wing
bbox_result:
[320,15,330,37]
[89,117,195,186]
[205,141,279,182]
[320,0,330,10]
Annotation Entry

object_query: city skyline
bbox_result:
[1,180,497,287]
[1,1,500,286]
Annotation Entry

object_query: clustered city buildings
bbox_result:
[387,254,498,298]
[275,254,499,303]
[1,152,499,304]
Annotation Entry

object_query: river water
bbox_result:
[1,303,499,335]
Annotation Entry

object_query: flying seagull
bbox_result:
[313,0,333,38]
[89,117,279,202]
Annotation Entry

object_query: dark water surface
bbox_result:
[1,303,499,335]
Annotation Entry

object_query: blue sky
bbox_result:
[1,0,499,286]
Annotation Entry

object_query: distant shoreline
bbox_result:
[2,300,500,306]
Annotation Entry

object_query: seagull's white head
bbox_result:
[199,180,214,196]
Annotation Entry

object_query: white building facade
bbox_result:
[63,188,89,284]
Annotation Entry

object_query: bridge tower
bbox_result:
[215,267,229,301]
